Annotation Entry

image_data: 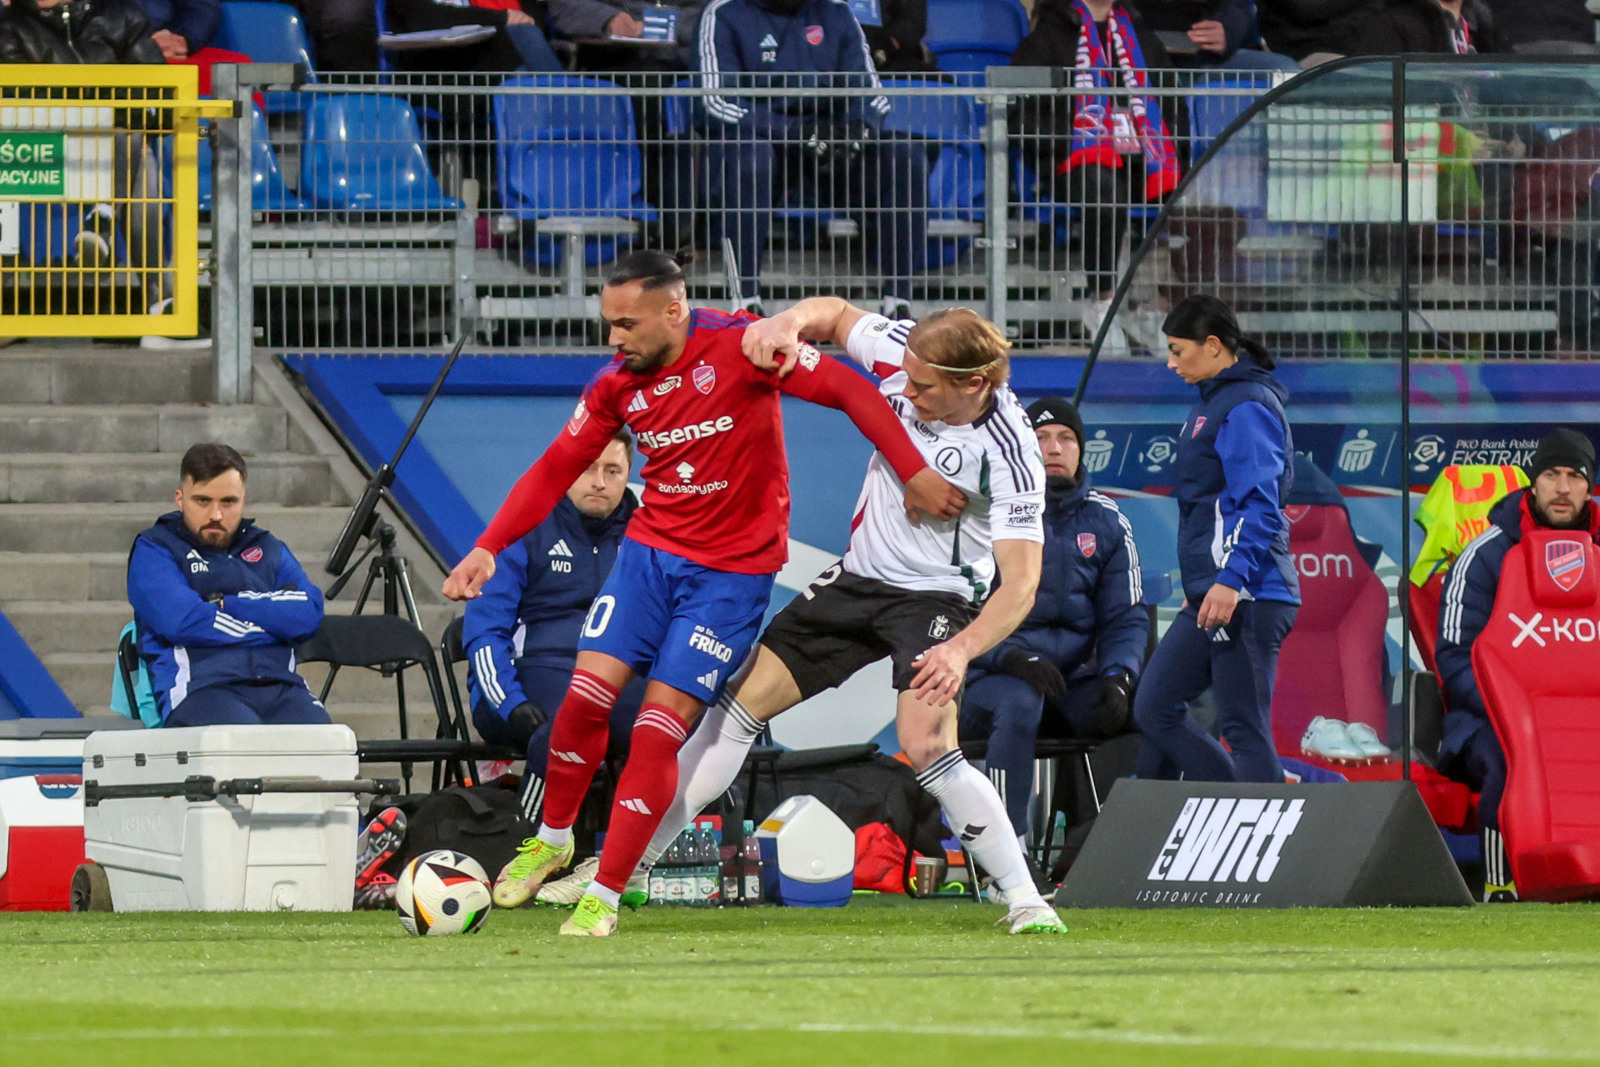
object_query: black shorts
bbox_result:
[760,565,980,701]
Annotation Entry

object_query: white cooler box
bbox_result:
[82,724,369,912]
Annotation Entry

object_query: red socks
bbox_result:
[537,670,619,831]
[595,705,689,893]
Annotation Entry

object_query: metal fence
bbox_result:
[203,59,1600,398]
[0,64,223,338]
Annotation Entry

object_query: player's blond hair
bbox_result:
[905,308,1010,391]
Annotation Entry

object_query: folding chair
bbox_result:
[295,614,467,790]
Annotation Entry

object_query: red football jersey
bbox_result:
[476,308,927,576]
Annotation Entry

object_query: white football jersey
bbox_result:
[838,314,1045,602]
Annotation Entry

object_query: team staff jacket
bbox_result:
[698,0,889,136]
[1436,488,1600,760]
[1174,359,1300,605]
[476,308,928,575]
[463,492,638,719]
[127,513,325,719]
[970,473,1149,680]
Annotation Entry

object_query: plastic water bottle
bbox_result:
[741,819,764,904]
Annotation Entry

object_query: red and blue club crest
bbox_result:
[241,547,264,563]
[693,364,716,394]
[805,24,824,44]
[1546,539,1586,592]
[1077,532,1097,558]
[1191,416,1207,437]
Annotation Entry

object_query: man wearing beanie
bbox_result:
[1437,426,1599,902]
[960,396,1150,871]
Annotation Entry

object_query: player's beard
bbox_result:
[620,341,672,374]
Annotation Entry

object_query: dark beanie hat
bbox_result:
[1528,428,1596,484]
[1025,396,1084,447]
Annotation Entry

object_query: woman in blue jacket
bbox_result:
[1133,295,1300,782]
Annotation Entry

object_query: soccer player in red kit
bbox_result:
[442,250,963,936]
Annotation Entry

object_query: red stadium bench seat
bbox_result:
[1409,571,1445,678]
[1270,502,1390,755]
[1472,528,1600,902]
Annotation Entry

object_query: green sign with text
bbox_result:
[0,132,66,198]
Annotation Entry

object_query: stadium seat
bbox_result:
[197,103,308,213]
[1472,527,1600,902]
[212,2,316,113]
[1409,572,1445,678]
[1270,498,1390,757]
[880,77,985,262]
[924,0,1029,74]
[300,94,462,211]
[493,75,657,268]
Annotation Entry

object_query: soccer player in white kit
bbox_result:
[632,299,1065,933]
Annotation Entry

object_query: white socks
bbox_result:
[637,691,765,872]
[916,749,1045,910]
[538,824,572,848]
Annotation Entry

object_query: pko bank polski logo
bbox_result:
[1338,429,1378,473]
[1146,797,1305,884]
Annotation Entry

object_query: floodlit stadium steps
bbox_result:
[0,404,295,456]
[0,452,345,506]
[0,343,454,727]
[0,346,215,406]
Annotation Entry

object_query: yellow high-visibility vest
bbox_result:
[1410,464,1529,586]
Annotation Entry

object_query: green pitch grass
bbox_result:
[3,897,1598,1067]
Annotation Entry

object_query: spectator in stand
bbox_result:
[462,429,644,839]
[286,0,377,71]
[863,0,935,72]
[1256,0,1370,64]
[1139,0,1300,70]
[1485,0,1596,53]
[960,397,1148,856]
[1011,0,1184,356]
[127,444,329,727]
[0,0,204,347]
[698,0,929,317]
[131,0,218,58]
[388,0,562,72]
[1347,0,1501,54]
[1436,429,1598,902]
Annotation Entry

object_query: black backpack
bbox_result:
[390,786,529,878]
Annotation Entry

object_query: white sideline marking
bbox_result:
[3,1020,1592,1061]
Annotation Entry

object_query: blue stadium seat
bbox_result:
[300,94,462,211]
[197,103,308,213]
[213,2,316,113]
[880,78,985,263]
[924,0,1030,74]
[493,75,657,267]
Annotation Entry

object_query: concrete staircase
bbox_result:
[0,343,460,744]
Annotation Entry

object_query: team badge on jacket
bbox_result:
[1546,539,1586,592]
[805,24,824,44]
[241,547,264,563]
[928,614,950,640]
[1191,416,1207,437]
[693,364,716,395]
[1077,532,1097,558]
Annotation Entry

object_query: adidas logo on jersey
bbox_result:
[548,540,573,558]
[186,548,209,574]
[627,390,649,413]
[697,669,720,691]
[760,32,778,47]
[551,750,586,764]
[620,797,653,815]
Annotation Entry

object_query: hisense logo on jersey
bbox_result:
[637,415,735,449]
[1146,797,1305,884]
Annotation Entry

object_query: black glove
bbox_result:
[204,591,227,605]
[504,701,547,750]
[999,649,1067,700]
[1092,669,1134,737]
[802,120,871,168]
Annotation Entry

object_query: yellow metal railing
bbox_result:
[0,65,231,337]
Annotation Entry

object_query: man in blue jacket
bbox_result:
[463,428,643,827]
[697,0,928,316]
[1436,427,1598,902]
[961,397,1149,848]
[127,443,328,727]
[130,0,220,59]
